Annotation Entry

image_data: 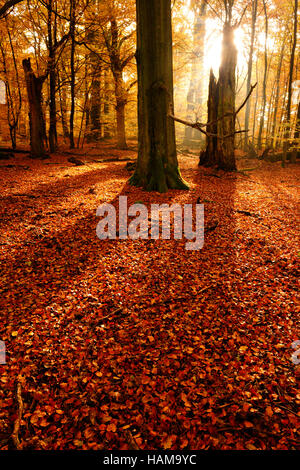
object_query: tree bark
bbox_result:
[244,0,257,150]
[257,0,268,150]
[271,36,285,149]
[199,22,237,171]
[113,70,128,149]
[69,0,76,149]
[183,1,206,147]
[216,23,237,170]
[282,0,298,165]
[109,17,128,149]
[22,58,47,158]
[199,69,218,166]
[48,0,58,153]
[86,17,102,142]
[130,0,188,192]
[57,69,69,140]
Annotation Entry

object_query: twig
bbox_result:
[124,430,140,450]
[98,308,123,322]
[275,404,299,417]
[235,210,261,219]
[11,379,24,450]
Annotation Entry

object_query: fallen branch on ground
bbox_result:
[11,379,24,449]
[235,210,262,219]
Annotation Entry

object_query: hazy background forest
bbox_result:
[0,0,299,158]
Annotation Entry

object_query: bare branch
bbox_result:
[0,0,23,18]
[203,0,223,21]
[169,82,257,140]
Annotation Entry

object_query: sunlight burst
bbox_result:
[204,19,247,74]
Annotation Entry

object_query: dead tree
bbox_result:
[22,58,48,158]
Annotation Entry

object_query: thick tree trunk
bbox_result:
[216,23,237,170]
[130,0,189,192]
[22,58,47,158]
[201,23,237,171]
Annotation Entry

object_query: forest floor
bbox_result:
[0,144,299,450]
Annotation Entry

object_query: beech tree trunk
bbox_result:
[199,69,218,166]
[114,70,127,149]
[271,37,285,148]
[244,0,257,150]
[69,0,76,149]
[103,69,111,138]
[200,23,237,171]
[183,1,206,147]
[86,22,102,142]
[282,0,298,166]
[216,23,237,170]
[130,0,189,192]
[257,0,268,150]
[22,58,47,158]
[58,70,70,140]
[47,0,58,153]
[89,67,101,141]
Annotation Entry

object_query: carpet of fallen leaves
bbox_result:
[0,144,299,450]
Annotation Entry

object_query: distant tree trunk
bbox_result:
[0,25,22,150]
[291,100,300,161]
[266,79,276,146]
[183,0,206,147]
[103,69,111,138]
[244,0,257,150]
[113,70,127,149]
[89,65,102,141]
[257,0,268,150]
[271,37,285,149]
[69,0,76,149]
[86,20,102,142]
[108,17,128,150]
[22,58,47,158]
[199,69,218,166]
[282,0,298,166]
[48,0,58,153]
[293,99,300,141]
[58,70,69,140]
[252,58,259,140]
[130,0,189,192]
